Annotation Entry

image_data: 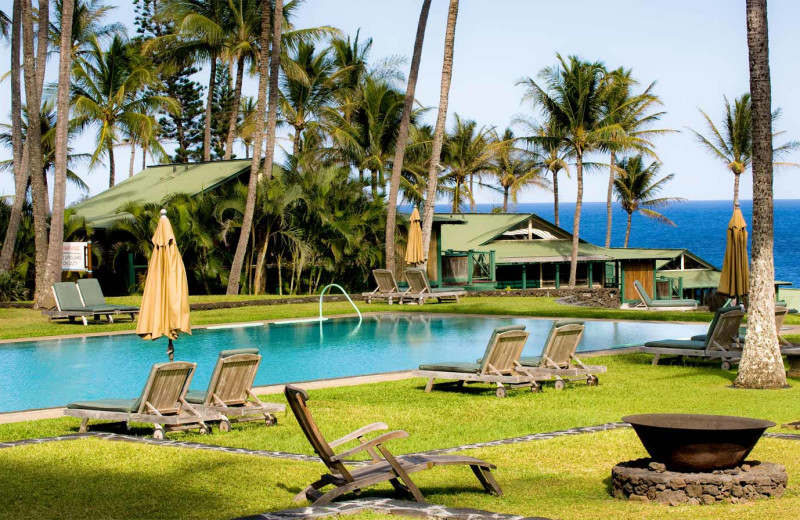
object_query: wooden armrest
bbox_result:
[329,422,389,448]
[330,430,409,461]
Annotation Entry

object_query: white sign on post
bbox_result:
[62,242,88,272]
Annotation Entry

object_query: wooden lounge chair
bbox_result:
[632,280,697,310]
[285,384,503,505]
[76,278,139,321]
[185,348,284,431]
[643,306,745,369]
[65,361,222,439]
[515,321,607,390]
[362,269,404,304]
[42,282,118,325]
[401,268,465,305]
[691,306,791,346]
[414,325,549,397]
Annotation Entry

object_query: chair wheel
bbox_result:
[153,429,164,440]
[495,387,507,398]
[554,380,565,391]
[199,426,210,435]
[587,376,598,386]
[530,384,542,393]
[219,419,232,432]
[265,415,277,426]
[721,361,731,371]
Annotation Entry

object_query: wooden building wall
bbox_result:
[393,229,438,284]
[623,260,655,300]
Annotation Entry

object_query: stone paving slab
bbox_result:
[236,498,550,520]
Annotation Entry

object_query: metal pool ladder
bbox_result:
[319,284,362,323]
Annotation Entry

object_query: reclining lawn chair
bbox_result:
[76,278,139,321]
[415,325,550,397]
[285,384,503,505]
[643,306,745,370]
[65,361,222,438]
[691,306,791,347]
[42,282,118,325]
[514,321,606,390]
[185,348,284,431]
[362,269,404,304]
[401,268,465,305]
[632,280,698,310]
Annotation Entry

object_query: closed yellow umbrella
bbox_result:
[136,209,191,361]
[718,206,749,301]
[405,206,424,266]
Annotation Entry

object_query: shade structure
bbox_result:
[718,207,749,299]
[404,207,424,266]
[136,209,191,360]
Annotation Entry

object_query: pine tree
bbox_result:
[133,0,205,164]
[210,64,236,160]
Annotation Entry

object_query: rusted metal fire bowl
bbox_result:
[622,414,775,472]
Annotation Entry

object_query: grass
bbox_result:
[0,354,799,519]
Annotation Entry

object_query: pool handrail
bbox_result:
[320,284,362,322]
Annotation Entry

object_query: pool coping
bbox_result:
[0,346,641,424]
[0,311,711,345]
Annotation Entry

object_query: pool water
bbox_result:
[0,315,707,412]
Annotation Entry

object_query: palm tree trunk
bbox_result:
[203,57,217,161]
[735,0,785,389]
[129,142,136,178]
[421,0,459,261]
[503,186,509,213]
[35,0,49,99]
[108,146,116,187]
[292,125,301,157]
[623,210,632,248]
[569,153,583,288]
[733,171,741,207]
[142,146,146,171]
[253,233,270,295]
[0,0,25,272]
[604,151,616,248]
[39,0,75,309]
[384,0,432,273]
[453,180,459,212]
[469,172,474,211]
[552,169,560,227]
[21,0,49,305]
[371,171,378,198]
[223,56,246,160]
[227,0,283,295]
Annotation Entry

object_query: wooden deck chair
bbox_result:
[633,280,697,310]
[42,282,117,325]
[401,268,465,305]
[185,348,284,431]
[692,306,791,347]
[516,321,606,390]
[76,278,139,321]
[362,269,404,304]
[285,384,502,505]
[414,325,549,397]
[65,361,222,439]
[643,306,745,370]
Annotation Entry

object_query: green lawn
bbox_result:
[6,294,800,341]
[1,354,799,519]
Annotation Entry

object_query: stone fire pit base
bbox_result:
[611,459,787,505]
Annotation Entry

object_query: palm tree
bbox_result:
[49,0,123,61]
[489,128,548,213]
[237,96,257,157]
[420,0,459,261]
[385,0,431,273]
[518,54,612,288]
[613,155,682,247]
[735,0,786,389]
[688,93,798,207]
[70,35,177,187]
[439,114,495,212]
[227,0,283,295]
[601,68,668,248]
[0,0,25,273]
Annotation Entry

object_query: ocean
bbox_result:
[422,200,800,287]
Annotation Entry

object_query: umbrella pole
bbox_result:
[167,339,174,362]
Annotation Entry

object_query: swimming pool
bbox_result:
[0,315,707,412]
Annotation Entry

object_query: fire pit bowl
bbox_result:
[623,414,775,472]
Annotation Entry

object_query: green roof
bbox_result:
[72,160,252,228]
[438,213,572,251]
[481,240,613,264]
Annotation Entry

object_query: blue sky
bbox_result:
[1,0,799,207]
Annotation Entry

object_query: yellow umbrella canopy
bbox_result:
[718,207,750,299]
[136,209,191,360]
[405,206,424,266]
